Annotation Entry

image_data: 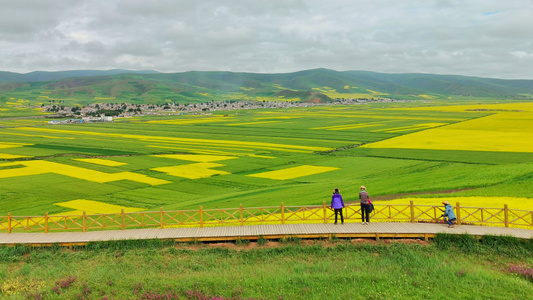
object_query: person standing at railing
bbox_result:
[359,185,371,225]
[331,188,345,224]
[441,201,457,228]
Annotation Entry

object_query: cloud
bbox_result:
[0,0,532,79]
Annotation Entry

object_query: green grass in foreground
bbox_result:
[0,235,531,299]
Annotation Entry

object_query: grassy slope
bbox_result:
[2,69,533,108]
[0,236,531,299]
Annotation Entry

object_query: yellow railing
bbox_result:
[0,201,531,233]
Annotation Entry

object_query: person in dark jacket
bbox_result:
[442,201,457,228]
[331,188,345,224]
[359,185,371,224]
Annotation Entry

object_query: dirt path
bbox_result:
[184,238,430,251]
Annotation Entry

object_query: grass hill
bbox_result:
[1,69,533,107]
[0,236,531,299]
[0,69,158,84]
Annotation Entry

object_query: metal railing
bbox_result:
[1,201,531,233]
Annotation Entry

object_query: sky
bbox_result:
[1,0,532,79]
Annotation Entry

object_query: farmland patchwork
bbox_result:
[1,102,532,219]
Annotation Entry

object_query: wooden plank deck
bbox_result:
[0,223,531,246]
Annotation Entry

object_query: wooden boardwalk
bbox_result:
[0,222,531,247]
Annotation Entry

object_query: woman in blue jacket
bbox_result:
[331,188,345,224]
[442,201,457,228]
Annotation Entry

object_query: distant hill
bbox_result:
[0,69,159,84]
[1,68,532,106]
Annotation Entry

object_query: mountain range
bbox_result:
[1,68,532,105]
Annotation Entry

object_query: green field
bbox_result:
[1,102,533,216]
[0,235,531,299]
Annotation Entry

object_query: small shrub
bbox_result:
[24,290,47,300]
[455,268,467,277]
[330,234,339,242]
[235,237,250,246]
[76,282,92,298]
[508,264,533,283]
[285,236,301,244]
[457,234,479,252]
[0,245,31,261]
[132,282,144,295]
[434,233,456,249]
[481,235,530,256]
[257,236,267,245]
[434,233,480,252]
[187,238,201,246]
[0,278,45,296]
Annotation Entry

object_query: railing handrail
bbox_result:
[1,201,532,233]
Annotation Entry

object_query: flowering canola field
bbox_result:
[247,165,340,180]
[0,102,532,225]
[363,103,533,152]
[0,161,169,185]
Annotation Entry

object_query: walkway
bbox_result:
[0,222,531,247]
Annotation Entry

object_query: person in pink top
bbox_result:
[331,188,345,224]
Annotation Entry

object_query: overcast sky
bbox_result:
[1,0,532,79]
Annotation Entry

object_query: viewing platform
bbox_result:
[1,222,531,248]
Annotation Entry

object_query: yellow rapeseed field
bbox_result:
[154,154,238,162]
[74,158,127,166]
[149,145,276,159]
[384,197,532,211]
[152,163,230,179]
[255,116,301,120]
[0,154,31,159]
[0,142,32,149]
[13,127,333,153]
[371,123,447,133]
[398,101,533,113]
[54,199,144,214]
[0,161,170,185]
[0,131,73,139]
[363,104,533,153]
[145,117,231,125]
[312,123,383,130]
[226,121,280,126]
[247,165,340,180]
